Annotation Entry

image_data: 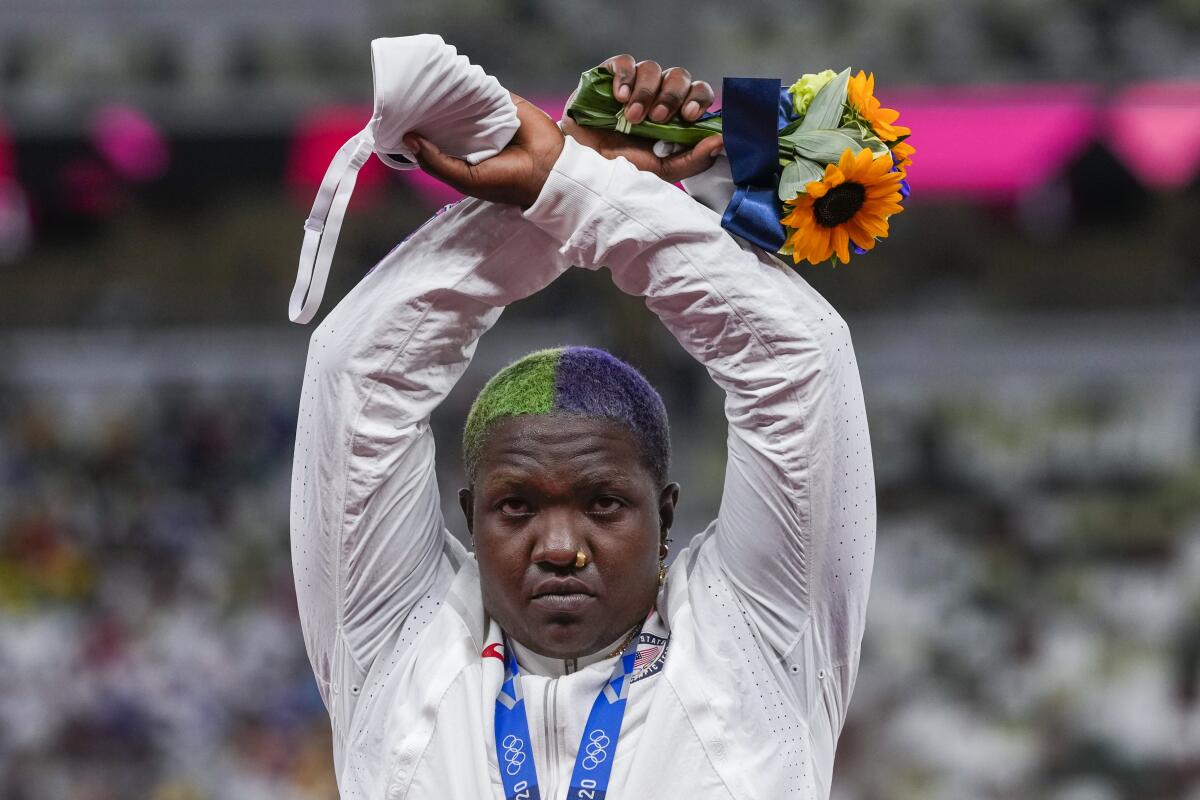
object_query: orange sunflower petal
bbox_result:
[866,154,895,179]
[845,218,876,250]
[832,228,851,264]
[809,227,833,263]
[837,148,859,175]
[855,214,889,238]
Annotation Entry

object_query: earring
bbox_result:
[657,536,671,589]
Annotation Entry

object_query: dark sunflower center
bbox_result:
[813,182,866,227]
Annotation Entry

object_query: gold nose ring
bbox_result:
[575,550,588,568]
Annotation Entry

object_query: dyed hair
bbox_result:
[463,346,670,485]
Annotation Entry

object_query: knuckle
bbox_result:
[605,53,635,73]
[635,59,662,75]
[663,66,691,81]
[658,85,687,104]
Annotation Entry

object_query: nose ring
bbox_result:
[575,550,588,568]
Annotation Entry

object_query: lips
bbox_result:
[530,593,594,612]
[529,576,594,600]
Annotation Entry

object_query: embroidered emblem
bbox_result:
[631,632,669,683]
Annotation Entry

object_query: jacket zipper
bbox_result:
[542,680,559,793]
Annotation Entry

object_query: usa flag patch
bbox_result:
[631,632,669,683]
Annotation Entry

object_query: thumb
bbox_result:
[658,135,724,183]
[404,133,477,191]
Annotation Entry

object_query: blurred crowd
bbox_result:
[839,373,1200,800]
[0,388,334,800]
[1,333,1196,799]
[1,1,1198,798]
[3,0,1197,130]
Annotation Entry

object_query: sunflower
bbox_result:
[891,140,915,168]
[847,71,910,142]
[781,147,906,265]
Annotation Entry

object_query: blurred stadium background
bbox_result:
[2,1,1199,798]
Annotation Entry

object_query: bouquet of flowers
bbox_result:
[566,67,913,266]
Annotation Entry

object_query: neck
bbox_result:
[508,627,638,678]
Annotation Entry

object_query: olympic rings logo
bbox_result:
[501,734,527,776]
[580,729,611,771]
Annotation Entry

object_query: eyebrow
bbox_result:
[480,467,639,494]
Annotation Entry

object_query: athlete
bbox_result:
[290,55,876,799]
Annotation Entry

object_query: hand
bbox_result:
[403,93,564,209]
[603,54,716,125]
[561,54,724,182]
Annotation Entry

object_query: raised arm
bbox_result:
[404,71,875,755]
[290,196,571,736]
[518,135,876,682]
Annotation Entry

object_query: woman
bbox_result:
[290,56,876,799]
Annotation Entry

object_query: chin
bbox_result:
[524,616,604,659]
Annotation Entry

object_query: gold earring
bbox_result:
[575,550,588,568]
[657,536,671,588]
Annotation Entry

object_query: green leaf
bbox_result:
[798,67,850,132]
[781,129,863,163]
[837,126,891,157]
[778,159,825,200]
[779,117,804,137]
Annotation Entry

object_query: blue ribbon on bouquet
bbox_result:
[711,77,798,253]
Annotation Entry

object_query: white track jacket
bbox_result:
[290,135,877,799]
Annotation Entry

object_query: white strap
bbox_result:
[288,130,376,324]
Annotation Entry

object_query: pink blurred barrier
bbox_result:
[1108,82,1200,190]
[886,85,1099,200]
[287,84,1200,210]
[0,121,13,179]
[286,105,390,209]
[91,105,170,182]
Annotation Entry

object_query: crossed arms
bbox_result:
[290,84,875,744]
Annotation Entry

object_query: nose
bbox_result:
[529,509,584,569]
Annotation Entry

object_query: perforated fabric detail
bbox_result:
[355,581,446,742]
[826,316,875,595]
[290,330,334,705]
[706,572,813,796]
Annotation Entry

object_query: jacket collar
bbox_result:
[507,630,634,677]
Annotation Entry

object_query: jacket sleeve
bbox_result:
[521,136,876,673]
[289,197,572,731]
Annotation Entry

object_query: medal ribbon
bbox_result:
[494,631,640,800]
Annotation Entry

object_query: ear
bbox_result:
[658,482,679,542]
[459,487,475,537]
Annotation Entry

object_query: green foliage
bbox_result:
[778,158,825,200]
[797,67,851,132]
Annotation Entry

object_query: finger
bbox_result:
[657,135,724,182]
[680,80,716,121]
[649,67,692,123]
[403,133,477,193]
[625,60,662,125]
[601,54,636,103]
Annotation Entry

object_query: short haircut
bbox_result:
[463,346,671,486]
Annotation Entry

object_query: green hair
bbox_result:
[462,346,671,485]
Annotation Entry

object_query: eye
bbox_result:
[497,497,532,516]
[589,495,625,515]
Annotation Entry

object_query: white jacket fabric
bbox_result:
[290,135,876,799]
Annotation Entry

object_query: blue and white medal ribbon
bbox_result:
[494,632,640,800]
